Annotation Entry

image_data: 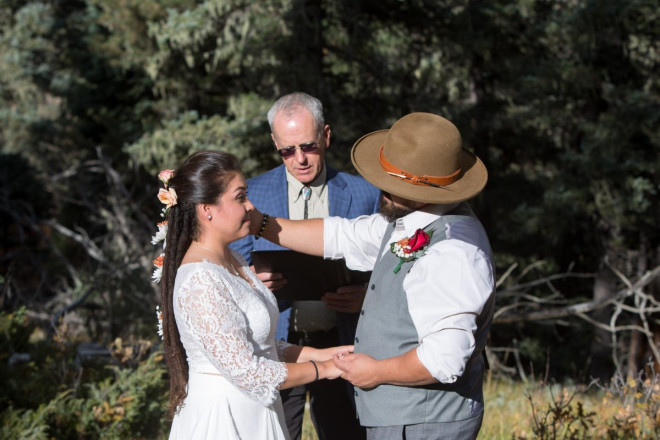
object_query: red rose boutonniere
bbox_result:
[389,228,435,274]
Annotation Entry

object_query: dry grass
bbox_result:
[302,374,660,439]
[481,372,660,439]
[301,400,319,440]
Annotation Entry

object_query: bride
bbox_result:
[156,151,349,439]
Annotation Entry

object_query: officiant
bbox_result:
[230,92,379,440]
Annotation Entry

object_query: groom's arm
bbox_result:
[333,349,437,388]
[251,211,324,257]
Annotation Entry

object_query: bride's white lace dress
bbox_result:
[168,252,292,440]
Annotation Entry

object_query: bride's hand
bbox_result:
[314,345,354,361]
[318,359,343,380]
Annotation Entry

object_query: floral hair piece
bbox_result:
[152,169,176,283]
[152,169,175,340]
[156,305,164,340]
[158,169,174,184]
[157,169,177,209]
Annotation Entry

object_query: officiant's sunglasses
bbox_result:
[277,141,320,158]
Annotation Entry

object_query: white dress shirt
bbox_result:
[323,204,495,383]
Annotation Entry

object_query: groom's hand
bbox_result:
[334,352,380,389]
[248,209,264,235]
[321,284,365,313]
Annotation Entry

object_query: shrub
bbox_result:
[0,308,169,439]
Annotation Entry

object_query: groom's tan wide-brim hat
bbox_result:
[351,112,487,204]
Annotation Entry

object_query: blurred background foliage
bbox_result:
[0,0,658,437]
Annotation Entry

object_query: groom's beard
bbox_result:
[379,192,414,223]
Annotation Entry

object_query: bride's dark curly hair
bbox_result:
[160,150,241,419]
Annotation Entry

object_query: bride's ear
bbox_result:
[197,204,213,222]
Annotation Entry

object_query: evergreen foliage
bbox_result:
[0,308,168,438]
[0,0,658,436]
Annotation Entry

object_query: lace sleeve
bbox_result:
[275,340,295,361]
[176,269,287,406]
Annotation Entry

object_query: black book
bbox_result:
[251,250,371,300]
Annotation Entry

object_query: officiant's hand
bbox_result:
[334,352,380,389]
[321,284,365,313]
[250,266,287,291]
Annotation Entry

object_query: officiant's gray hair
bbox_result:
[267,92,325,138]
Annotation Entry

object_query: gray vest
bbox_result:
[354,203,493,426]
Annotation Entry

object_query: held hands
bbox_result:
[317,345,354,361]
[308,346,353,381]
[322,284,366,314]
[334,352,380,389]
[317,359,344,380]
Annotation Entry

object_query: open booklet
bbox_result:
[251,250,371,300]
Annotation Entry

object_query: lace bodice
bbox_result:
[173,252,291,407]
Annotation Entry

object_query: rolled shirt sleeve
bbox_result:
[406,238,494,383]
[323,214,387,271]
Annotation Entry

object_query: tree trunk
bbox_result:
[588,263,617,383]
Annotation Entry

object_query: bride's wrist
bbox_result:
[317,359,334,380]
[309,360,320,381]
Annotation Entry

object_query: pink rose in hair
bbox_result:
[158,169,175,185]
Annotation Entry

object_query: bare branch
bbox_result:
[46,220,106,262]
[494,266,660,324]
[496,262,518,288]
[497,272,595,297]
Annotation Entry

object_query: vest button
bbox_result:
[360,310,364,315]
[354,390,358,396]
[370,284,375,290]
[355,337,359,343]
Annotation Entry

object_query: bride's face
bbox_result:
[205,173,254,244]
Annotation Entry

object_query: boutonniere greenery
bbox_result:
[390,228,434,274]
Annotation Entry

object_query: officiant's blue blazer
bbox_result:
[230,164,380,343]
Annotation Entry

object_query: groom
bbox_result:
[250,112,495,439]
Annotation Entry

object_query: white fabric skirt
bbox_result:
[169,372,290,440]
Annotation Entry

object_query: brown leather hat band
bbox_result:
[379,147,461,188]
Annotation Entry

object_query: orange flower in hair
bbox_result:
[158,187,178,209]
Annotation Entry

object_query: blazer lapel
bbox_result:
[327,166,351,217]
[267,165,290,218]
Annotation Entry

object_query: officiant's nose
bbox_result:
[292,146,310,164]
